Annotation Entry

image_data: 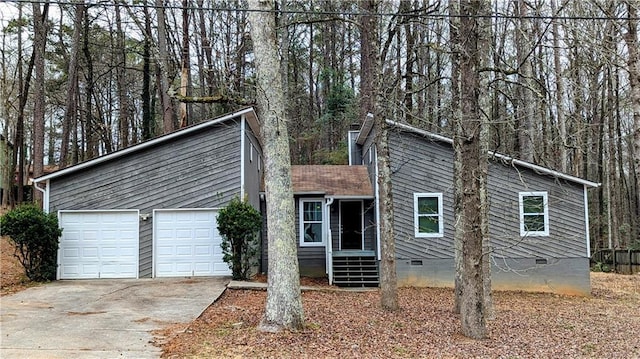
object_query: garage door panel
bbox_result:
[194,245,212,256]
[154,210,231,277]
[81,247,99,258]
[176,246,192,256]
[59,211,139,279]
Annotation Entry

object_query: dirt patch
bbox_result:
[161,272,640,358]
[252,273,332,287]
[0,236,36,296]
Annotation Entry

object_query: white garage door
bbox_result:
[58,211,139,279]
[154,210,231,277]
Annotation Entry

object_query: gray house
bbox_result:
[35,107,598,295]
[264,117,597,295]
[345,117,600,295]
[33,107,262,279]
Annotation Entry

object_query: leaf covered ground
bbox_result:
[160,273,640,359]
[0,236,36,296]
[2,236,638,358]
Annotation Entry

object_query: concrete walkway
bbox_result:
[0,277,229,358]
[227,280,377,292]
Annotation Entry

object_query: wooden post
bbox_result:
[612,248,617,273]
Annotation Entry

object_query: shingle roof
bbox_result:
[291,165,374,197]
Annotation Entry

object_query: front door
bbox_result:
[340,201,363,250]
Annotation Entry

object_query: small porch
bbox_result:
[291,165,380,288]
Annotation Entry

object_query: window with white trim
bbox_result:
[300,199,324,246]
[519,192,549,237]
[414,193,444,237]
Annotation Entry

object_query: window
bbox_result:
[300,199,324,246]
[519,192,549,237]
[414,193,444,237]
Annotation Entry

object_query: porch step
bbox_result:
[332,255,379,287]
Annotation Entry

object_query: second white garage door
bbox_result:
[154,210,231,277]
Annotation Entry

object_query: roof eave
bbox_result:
[386,119,600,188]
[34,107,256,183]
[356,113,375,145]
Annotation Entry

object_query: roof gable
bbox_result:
[291,165,373,198]
[35,107,259,183]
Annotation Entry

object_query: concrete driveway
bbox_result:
[0,277,229,358]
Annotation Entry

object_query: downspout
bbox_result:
[32,179,49,213]
[240,115,246,200]
[325,197,334,285]
[584,184,591,258]
[374,146,381,261]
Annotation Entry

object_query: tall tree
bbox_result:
[156,0,175,133]
[453,0,490,339]
[247,0,304,333]
[551,0,568,173]
[179,0,190,127]
[115,1,130,149]
[32,2,48,205]
[141,1,155,141]
[60,2,84,168]
[515,0,535,162]
[361,0,399,311]
[623,1,640,244]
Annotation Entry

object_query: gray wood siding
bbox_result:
[389,131,455,260]
[261,196,327,277]
[294,196,326,276]
[243,121,263,210]
[348,131,363,165]
[487,162,587,259]
[49,121,244,278]
[388,130,588,261]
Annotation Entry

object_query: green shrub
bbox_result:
[0,205,62,281]
[217,197,262,280]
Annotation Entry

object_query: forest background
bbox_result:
[0,0,639,253]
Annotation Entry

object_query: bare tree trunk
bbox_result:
[115,2,129,149]
[15,4,38,204]
[400,0,414,121]
[247,0,304,333]
[454,0,489,339]
[179,0,190,128]
[450,0,463,315]
[1,24,12,207]
[83,6,97,160]
[197,0,216,97]
[551,0,568,172]
[156,0,175,133]
[60,2,83,168]
[624,2,640,244]
[142,1,154,141]
[32,2,48,205]
[361,0,399,311]
[516,0,534,162]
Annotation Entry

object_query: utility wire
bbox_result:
[3,0,640,21]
